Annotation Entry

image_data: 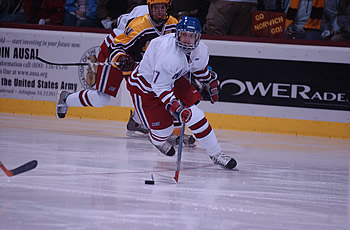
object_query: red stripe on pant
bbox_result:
[194,124,212,139]
[79,90,93,107]
[150,131,167,142]
[189,118,207,130]
[189,118,212,139]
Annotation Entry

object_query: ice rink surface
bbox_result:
[0,113,349,230]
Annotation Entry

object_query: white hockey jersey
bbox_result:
[130,33,210,105]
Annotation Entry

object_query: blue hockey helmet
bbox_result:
[176,16,202,54]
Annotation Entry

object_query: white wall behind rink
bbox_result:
[0,27,349,123]
[203,39,350,64]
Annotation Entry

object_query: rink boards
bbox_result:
[0,25,349,139]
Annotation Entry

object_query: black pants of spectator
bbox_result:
[205,1,256,36]
[63,12,98,28]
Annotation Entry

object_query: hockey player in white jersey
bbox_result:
[127,16,237,169]
[56,1,196,147]
[56,1,186,139]
[55,5,149,136]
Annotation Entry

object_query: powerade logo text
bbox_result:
[209,55,350,111]
[220,79,348,103]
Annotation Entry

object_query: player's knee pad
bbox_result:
[149,125,174,146]
[186,105,205,127]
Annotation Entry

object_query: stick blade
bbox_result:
[174,170,179,183]
[9,160,38,176]
[0,161,13,177]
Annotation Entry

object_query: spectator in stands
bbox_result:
[127,0,145,12]
[320,0,341,39]
[37,0,66,25]
[171,0,210,26]
[23,0,43,23]
[204,0,258,36]
[64,0,98,27]
[284,0,339,40]
[257,0,283,11]
[0,0,26,23]
[0,0,44,24]
[97,0,128,29]
[331,0,350,41]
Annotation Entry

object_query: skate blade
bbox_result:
[126,130,148,138]
[183,143,196,148]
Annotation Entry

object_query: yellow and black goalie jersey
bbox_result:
[109,14,178,65]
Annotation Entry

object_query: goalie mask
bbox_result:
[147,0,171,25]
[175,16,202,54]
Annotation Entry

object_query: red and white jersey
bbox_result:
[100,5,148,56]
[128,33,210,106]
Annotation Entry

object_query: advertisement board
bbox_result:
[210,56,350,111]
[0,28,112,103]
[1,26,349,126]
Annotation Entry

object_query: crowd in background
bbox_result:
[0,0,349,41]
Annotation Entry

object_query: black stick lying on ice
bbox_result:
[36,56,120,66]
[0,160,38,177]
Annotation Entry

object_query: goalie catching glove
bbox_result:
[166,99,192,123]
[116,54,135,72]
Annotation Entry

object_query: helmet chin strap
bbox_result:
[176,34,199,54]
[149,15,167,35]
[148,2,169,26]
[152,16,168,26]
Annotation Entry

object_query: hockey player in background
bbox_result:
[55,4,148,129]
[56,0,195,146]
[127,16,237,169]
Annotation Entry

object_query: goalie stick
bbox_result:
[36,56,120,66]
[0,160,38,177]
[174,122,186,183]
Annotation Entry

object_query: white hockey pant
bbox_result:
[66,89,110,107]
[150,105,221,157]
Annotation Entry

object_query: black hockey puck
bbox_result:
[145,180,155,185]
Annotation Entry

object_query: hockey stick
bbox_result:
[36,56,120,66]
[0,160,38,177]
[174,122,185,183]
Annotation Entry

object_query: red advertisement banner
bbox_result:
[251,11,286,38]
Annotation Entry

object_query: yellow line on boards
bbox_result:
[1,98,349,139]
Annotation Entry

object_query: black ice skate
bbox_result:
[126,110,149,136]
[167,133,196,147]
[56,91,70,119]
[153,141,175,156]
[210,153,237,169]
